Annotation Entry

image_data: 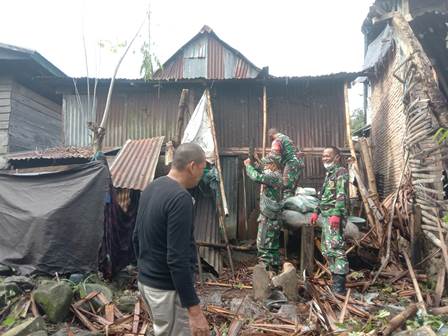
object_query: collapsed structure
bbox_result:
[360,0,448,272]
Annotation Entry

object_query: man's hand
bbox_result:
[329,215,341,230]
[310,213,318,225]
[188,305,210,336]
[243,158,251,167]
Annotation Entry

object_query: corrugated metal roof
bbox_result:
[0,43,67,78]
[5,146,94,161]
[153,25,261,80]
[110,136,164,190]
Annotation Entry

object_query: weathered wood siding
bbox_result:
[8,82,62,152]
[0,78,12,154]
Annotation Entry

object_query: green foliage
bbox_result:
[406,313,445,332]
[351,108,365,133]
[1,316,16,327]
[140,6,161,81]
[140,41,161,81]
[434,127,448,144]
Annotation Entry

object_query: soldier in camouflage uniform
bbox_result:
[263,129,304,200]
[244,157,283,272]
[310,146,349,294]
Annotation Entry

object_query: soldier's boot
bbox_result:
[332,274,347,295]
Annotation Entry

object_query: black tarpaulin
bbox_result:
[363,24,394,73]
[0,161,109,275]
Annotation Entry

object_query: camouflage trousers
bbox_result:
[320,215,349,275]
[282,160,302,200]
[257,214,281,270]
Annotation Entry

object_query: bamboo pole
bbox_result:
[344,82,358,199]
[262,85,268,157]
[242,167,249,236]
[359,137,378,199]
[403,251,427,315]
[205,88,234,278]
[205,88,229,216]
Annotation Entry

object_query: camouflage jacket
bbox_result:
[317,164,349,217]
[263,133,300,166]
[246,164,283,202]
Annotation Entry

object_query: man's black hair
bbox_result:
[172,143,206,170]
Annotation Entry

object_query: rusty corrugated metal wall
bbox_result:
[62,79,347,240]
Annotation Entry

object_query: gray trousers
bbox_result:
[138,282,191,336]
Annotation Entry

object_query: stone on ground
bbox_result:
[271,262,298,301]
[252,263,270,300]
[33,282,73,323]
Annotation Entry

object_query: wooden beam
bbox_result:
[300,224,314,275]
[220,147,354,157]
[410,204,423,264]
[174,89,189,146]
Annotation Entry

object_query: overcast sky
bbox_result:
[1,0,373,79]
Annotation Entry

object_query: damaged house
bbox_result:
[39,25,357,274]
[361,0,448,270]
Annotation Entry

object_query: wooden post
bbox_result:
[344,82,356,159]
[205,88,229,216]
[205,88,234,278]
[175,89,189,146]
[242,167,249,237]
[343,82,359,197]
[359,137,378,199]
[300,224,314,275]
[262,85,268,157]
[410,204,423,264]
[434,267,446,307]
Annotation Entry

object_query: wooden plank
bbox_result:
[12,81,61,112]
[71,307,99,332]
[433,268,445,307]
[132,301,140,334]
[411,205,423,264]
[220,147,353,156]
[300,224,314,275]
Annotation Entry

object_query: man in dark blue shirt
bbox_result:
[133,143,209,336]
